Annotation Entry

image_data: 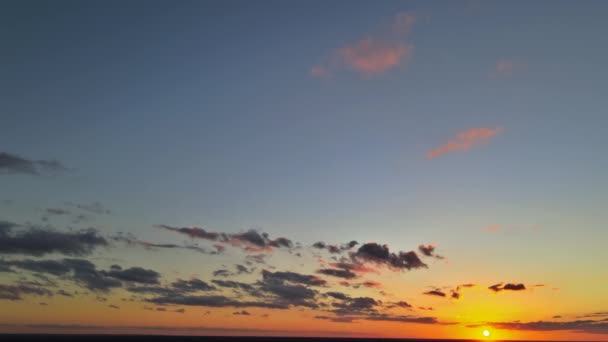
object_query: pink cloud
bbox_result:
[337,38,413,75]
[485,225,503,232]
[491,59,526,78]
[426,127,502,158]
[311,12,415,77]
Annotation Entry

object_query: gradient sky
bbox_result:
[1,1,608,340]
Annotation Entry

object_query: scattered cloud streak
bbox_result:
[426,128,502,159]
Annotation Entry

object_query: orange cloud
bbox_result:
[312,12,415,77]
[426,127,502,158]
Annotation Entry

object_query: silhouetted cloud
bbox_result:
[312,241,359,254]
[489,283,526,292]
[213,269,231,277]
[418,244,444,259]
[0,151,68,175]
[233,310,251,316]
[108,304,120,309]
[317,268,357,280]
[211,280,255,292]
[351,243,427,271]
[0,224,107,256]
[147,295,289,309]
[0,283,53,300]
[426,128,502,158]
[171,278,215,292]
[423,290,446,298]
[158,226,292,253]
[103,267,160,285]
[262,270,327,287]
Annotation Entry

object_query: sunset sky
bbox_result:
[1,1,608,340]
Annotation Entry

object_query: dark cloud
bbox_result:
[313,241,358,254]
[418,244,444,259]
[331,296,379,316]
[64,258,122,292]
[262,270,327,286]
[0,152,68,175]
[0,283,53,300]
[393,301,412,308]
[351,243,427,271]
[156,225,222,241]
[213,269,231,277]
[0,259,71,275]
[423,290,446,298]
[317,268,357,279]
[489,283,526,292]
[108,305,120,309]
[158,226,293,253]
[103,267,161,285]
[0,224,107,256]
[171,279,215,292]
[148,294,289,309]
[175,308,185,313]
[211,280,255,292]
[233,310,251,316]
[114,234,212,255]
[325,292,351,301]
[467,320,608,335]
[235,264,251,274]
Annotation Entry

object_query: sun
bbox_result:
[483,329,491,337]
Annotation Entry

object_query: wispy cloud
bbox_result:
[426,127,502,158]
[311,12,415,77]
[0,151,68,175]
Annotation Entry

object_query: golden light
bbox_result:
[483,329,491,337]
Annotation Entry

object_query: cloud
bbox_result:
[0,224,107,256]
[317,268,357,280]
[171,278,216,292]
[262,270,327,287]
[488,283,526,292]
[0,151,68,175]
[418,244,444,259]
[211,280,255,292]
[233,310,251,316]
[311,12,415,77]
[426,128,502,159]
[313,241,358,254]
[423,290,446,298]
[147,294,289,309]
[213,269,231,277]
[392,301,412,309]
[467,320,608,335]
[108,305,120,309]
[351,243,427,271]
[360,281,382,288]
[0,283,53,301]
[103,267,161,285]
[158,226,293,253]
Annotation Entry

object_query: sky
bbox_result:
[1,0,608,340]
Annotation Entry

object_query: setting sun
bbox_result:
[483,330,491,337]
